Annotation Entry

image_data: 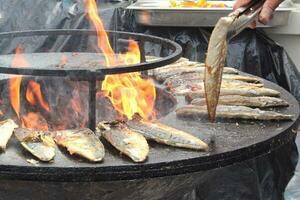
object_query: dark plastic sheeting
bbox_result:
[0,1,299,199]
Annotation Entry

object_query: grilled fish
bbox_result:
[171,81,264,96]
[191,95,289,108]
[54,128,104,162]
[14,128,55,162]
[0,119,18,151]
[204,12,238,122]
[185,87,280,102]
[176,105,293,121]
[148,56,238,75]
[128,119,208,151]
[97,121,149,162]
[164,73,261,88]
[155,67,239,82]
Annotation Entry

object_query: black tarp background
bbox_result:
[0,0,299,199]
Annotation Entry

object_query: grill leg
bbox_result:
[88,76,97,131]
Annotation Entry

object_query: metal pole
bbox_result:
[88,75,97,131]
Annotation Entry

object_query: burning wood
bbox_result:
[54,128,104,162]
[14,128,56,162]
[191,96,289,108]
[127,119,208,151]
[176,105,294,121]
[97,121,149,163]
[0,119,18,151]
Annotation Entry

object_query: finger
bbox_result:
[233,0,252,10]
[259,0,283,24]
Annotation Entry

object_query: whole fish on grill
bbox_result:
[185,87,280,102]
[155,66,239,82]
[148,56,239,76]
[128,118,208,151]
[204,12,239,122]
[176,105,293,121]
[14,128,55,162]
[0,119,18,151]
[164,72,261,88]
[191,95,289,108]
[97,121,149,163]
[171,81,264,96]
[54,128,104,162]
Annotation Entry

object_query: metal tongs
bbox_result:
[227,0,266,40]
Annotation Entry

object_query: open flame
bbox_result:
[21,112,49,131]
[9,47,28,119]
[86,0,156,120]
[6,0,156,131]
[9,47,50,130]
[26,80,50,112]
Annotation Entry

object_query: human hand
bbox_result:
[233,0,284,28]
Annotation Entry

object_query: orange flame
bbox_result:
[9,47,28,119]
[9,47,50,131]
[85,0,115,66]
[85,0,156,120]
[21,112,49,131]
[26,80,50,112]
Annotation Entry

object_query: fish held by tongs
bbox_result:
[204,0,265,122]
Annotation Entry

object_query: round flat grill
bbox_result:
[0,29,298,199]
[0,75,298,182]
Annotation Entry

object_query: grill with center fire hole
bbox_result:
[0,1,299,200]
[0,28,298,200]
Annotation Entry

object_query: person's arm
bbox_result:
[233,0,284,24]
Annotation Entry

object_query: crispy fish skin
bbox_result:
[97,121,149,163]
[0,119,18,151]
[176,105,293,121]
[54,129,104,162]
[155,67,239,82]
[204,13,238,122]
[128,120,208,151]
[191,95,289,108]
[148,56,239,77]
[164,73,259,85]
[156,67,204,82]
[172,81,264,96]
[185,87,280,102]
[14,128,55,162]
[164,73,261,88]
